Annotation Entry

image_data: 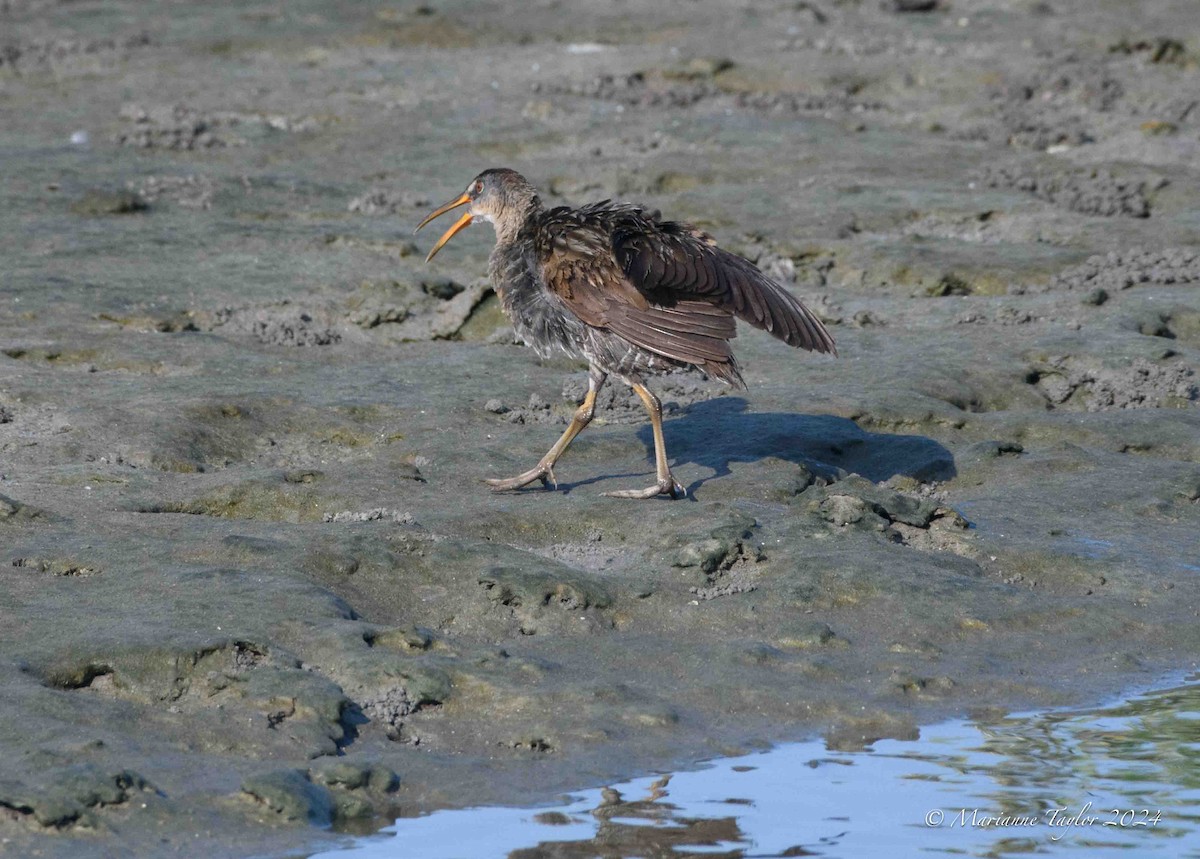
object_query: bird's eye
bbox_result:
[473,181,483,195]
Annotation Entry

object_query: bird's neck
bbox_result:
[492,194,543,247]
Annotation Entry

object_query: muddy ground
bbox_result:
[2,0,1199,856]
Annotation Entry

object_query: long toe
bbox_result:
[602,476,685,500]
[483,465,554,492]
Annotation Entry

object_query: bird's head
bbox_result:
[415,168,538,262]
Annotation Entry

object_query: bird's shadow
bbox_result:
[634,396,957,494]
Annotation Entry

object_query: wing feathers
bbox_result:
[536,202,836,383]
[607,305,735,365]
[710,249,836,354]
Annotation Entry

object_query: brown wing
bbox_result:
[540,217,744,384]
[610,213,837,356]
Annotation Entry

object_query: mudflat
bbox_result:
[1,1,1198,856]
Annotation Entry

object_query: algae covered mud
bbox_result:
[1,0,1198,856]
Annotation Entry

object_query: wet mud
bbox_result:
[1,1,1199,856]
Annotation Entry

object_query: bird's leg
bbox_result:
[485,369,607,492]
[603,382,685,500]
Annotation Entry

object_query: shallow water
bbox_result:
[316,676,1200,859]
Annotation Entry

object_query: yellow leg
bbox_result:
[485,372,605,492]
[602,383,685,500]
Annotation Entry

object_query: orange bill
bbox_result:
[422,210,473,263]
[415,192,473,263]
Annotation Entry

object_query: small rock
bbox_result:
[241,770,333,825]
[70,189,148,216]
[675,538,729,573]
[421,278,465,300]
[666,57,735,80]
[888,0,938,10]
[776,621,845,650]
[309,761,371,791]
[369,625,432,651]
[818,494,879,528]
[332,793,376,820]
[0,493,50,521]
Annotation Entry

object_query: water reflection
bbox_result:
[509,779,746,859]
[320,676,1200,859]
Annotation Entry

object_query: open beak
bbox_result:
[414,193,473,263]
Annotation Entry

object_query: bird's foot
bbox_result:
[484,463,557,492]
[602,475,685,500]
